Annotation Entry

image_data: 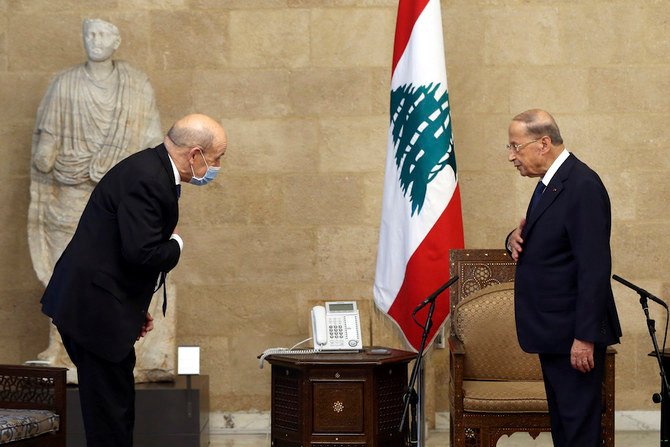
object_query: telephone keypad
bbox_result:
[327,316,346,346]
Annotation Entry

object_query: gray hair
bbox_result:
[167,124,215,152]
[512,109,564,145]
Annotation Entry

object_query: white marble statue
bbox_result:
[29,18,176,384]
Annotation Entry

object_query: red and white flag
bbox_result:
[373,0,464,351]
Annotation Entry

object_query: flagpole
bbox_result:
[399,297,433,446]
[418,360,426,446]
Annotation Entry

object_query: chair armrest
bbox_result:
[448,335,465,355]
[448,335,465,412]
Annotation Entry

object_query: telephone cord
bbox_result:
[258,342,318,369]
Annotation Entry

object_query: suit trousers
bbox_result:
[539,347,606,447]
[60,329,136,447]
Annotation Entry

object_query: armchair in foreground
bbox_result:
[448,249,615,447]
[0,364,66,446]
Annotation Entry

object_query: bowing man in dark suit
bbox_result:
[40,113,228,447]
[505,109,621,447]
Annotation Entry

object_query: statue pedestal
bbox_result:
[66,375,209,447]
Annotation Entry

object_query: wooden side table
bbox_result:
[266,347,415,447]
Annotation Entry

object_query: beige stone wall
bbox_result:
[0,0,666,417]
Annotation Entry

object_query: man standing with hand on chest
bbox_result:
[505,109,621,447]
[40,113,228,447]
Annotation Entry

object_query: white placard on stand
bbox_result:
[177,346,200,375]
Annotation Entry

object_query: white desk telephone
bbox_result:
[311,301,362,351]
[258,301,362,367]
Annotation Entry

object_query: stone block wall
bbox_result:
[0,0,666,416]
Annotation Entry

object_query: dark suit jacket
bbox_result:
[41,144,181,362]
[514,153,622,354]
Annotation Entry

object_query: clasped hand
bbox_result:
[137,312,154,340]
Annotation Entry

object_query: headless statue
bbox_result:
[29,18,175,383]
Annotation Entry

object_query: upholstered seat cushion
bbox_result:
[462,380,549,413]
[0,409,60,444]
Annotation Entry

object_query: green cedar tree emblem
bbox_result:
[389,82,456,216]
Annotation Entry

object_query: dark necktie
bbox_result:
[175,184,181,199]
[153,272,168,316]
[529,181,545,214]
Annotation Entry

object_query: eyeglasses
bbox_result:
[505,138,541,153]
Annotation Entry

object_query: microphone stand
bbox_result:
[399,275,459,446]
[640,295,670,447]
[613,275,670,446]
[642,297,670,401]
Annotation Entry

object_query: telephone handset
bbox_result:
[311,301,362,351]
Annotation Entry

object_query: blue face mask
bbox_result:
[189,150,220,186]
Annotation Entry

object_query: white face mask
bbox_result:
[189,150,220,186]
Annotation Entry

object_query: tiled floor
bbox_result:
[210,430,661,446]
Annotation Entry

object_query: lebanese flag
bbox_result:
[373,0,464,352]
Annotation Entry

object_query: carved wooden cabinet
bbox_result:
[266,348,415,447]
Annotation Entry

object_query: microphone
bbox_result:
[413,275,459,314]
[612,274,669,309]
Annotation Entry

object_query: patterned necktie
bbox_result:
[529,181,545,214]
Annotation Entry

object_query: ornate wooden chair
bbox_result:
[0,364,67,446]
[448,249,615,447]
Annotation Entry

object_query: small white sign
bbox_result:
[177,346,200,375]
